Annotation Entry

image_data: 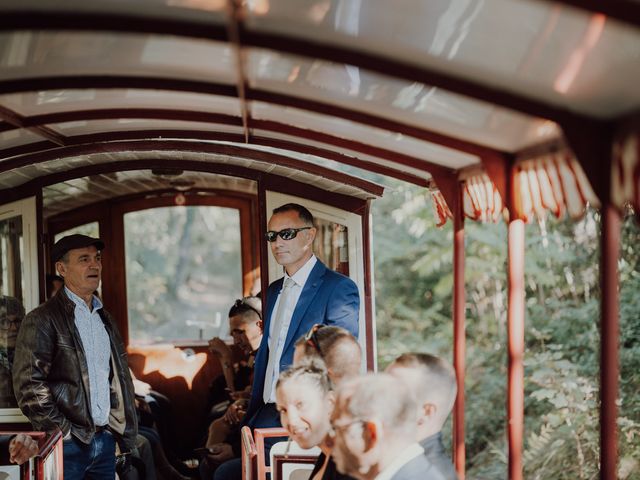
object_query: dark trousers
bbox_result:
[63,430,116,480]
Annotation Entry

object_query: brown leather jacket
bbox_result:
[12,289,137,451]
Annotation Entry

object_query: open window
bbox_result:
[0,197,38,423]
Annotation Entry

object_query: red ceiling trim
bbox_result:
[253,136,429,187]
[0,76,504,160]
[0,104,66,146]
[9,108,449,181]
[261,174,367,213]
[0,139,58,159]
[0,127,427,187]
[251,119,456,177]
[0,138,383,196]
[25,109,244,128]
[0,11,229,40]
[0,76,238,98]
[2,158,369,214]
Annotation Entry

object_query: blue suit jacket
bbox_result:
[246,260,360,425]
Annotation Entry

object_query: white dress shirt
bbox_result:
[263,255,317,403]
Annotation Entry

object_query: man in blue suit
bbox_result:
[213,203,360,479]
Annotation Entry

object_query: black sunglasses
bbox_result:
[305,323,325,359]
[265,227,312,242]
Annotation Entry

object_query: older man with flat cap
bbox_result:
[12,234,137,479]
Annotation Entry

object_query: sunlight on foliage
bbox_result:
[372,180,640,478]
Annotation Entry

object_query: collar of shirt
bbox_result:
[375,443,424,480]
[283,254,317,289]
[65,286,103,312]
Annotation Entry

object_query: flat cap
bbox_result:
[51,234,105,263]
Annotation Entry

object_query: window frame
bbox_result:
[46,190,259,346]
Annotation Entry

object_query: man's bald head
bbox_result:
[386,353,457,438]
[331,373,418,478]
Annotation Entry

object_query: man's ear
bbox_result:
[306,227,317,246]
[257,320,264,332]
[56,261,66,278]
[422,402,437,419]
[362,420,380,452]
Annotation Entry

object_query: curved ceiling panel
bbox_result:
[245,0,640,118]
[0,89,242,117]
[42,170,257,218]
[0,142,383,199]
[45,119,245,137]
[246,47,561,151]
[0,31,236,84]
[251,101,479,170]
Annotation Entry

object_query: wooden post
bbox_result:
[507,216,525,480]
[599,202,620,480]
[452,182,466,478]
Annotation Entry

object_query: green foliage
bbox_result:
[372,181,640,478]
[125,205,243,343]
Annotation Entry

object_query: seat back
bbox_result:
[269,441,320,480]
[0,430,62,480]
[253,427,289,480]
[241,426,257,480]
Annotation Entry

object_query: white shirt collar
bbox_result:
[284,254,317,289]
[374,443,424,480]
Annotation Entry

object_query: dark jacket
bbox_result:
[12,289,137,451]
[0,434,11,464]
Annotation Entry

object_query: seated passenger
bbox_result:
[331,373,445,480]
[0,433,39,465]
[276,361,354,480]
[200,297,263,478]
[292,324,361,479]
[130,370,190,479]
[206,297,262,414]
[386,353,458,480]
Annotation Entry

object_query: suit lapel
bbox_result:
[282,261,327,352]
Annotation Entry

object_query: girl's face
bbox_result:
[276,376,334,449]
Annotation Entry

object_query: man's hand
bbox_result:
[207,443,234,463]
[222,400,247,425]
[8,434,39,465]
[208,337,232,361]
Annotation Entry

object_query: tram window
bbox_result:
[314,219,349,276]
[124,206,242,345]
[0,215,24,408]
[54,221,100,243]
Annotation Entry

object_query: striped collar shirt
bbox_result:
[65,287,111,427]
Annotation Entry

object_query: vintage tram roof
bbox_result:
[0,0,638,211]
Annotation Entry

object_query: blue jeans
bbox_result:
[63,431,116,480]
